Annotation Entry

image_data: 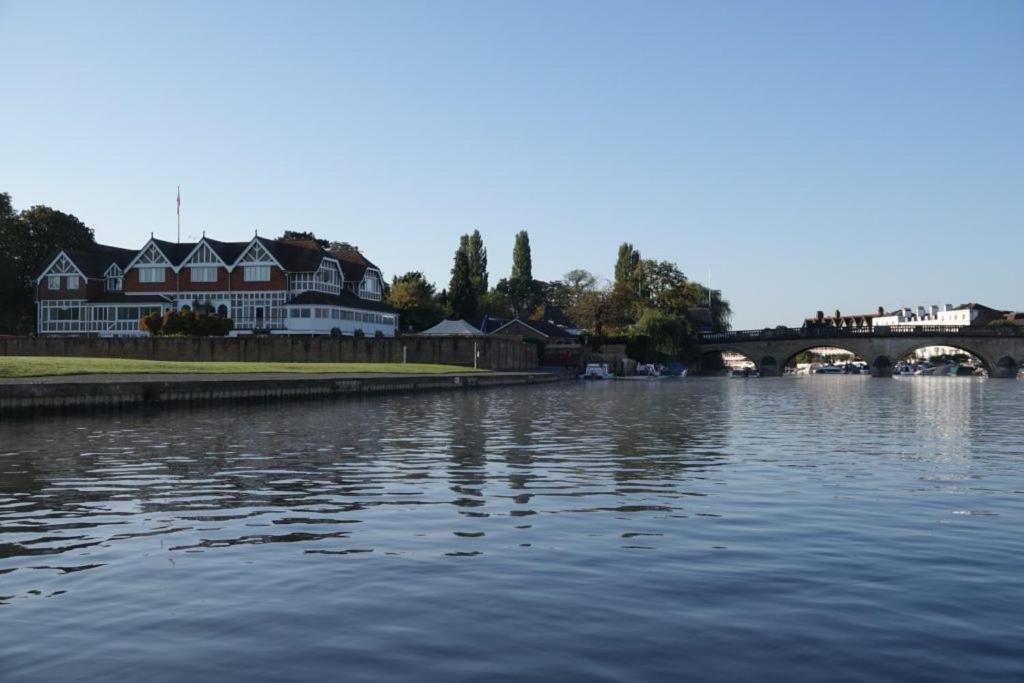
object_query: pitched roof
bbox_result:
[61,244,138,278]
[286,289,397,313]
[418,319,486,336]
[258,237,327,272]
[478,315,511,334]
[151,239,199,266]
[492,318,575,339]
[955,302,1002,313]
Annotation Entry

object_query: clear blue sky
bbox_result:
[1,0,1021,328]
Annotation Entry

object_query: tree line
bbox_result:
[387,232,732,362]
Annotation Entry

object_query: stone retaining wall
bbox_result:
[0,335,537,371]
[0,371,558,416]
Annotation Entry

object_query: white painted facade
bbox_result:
[874,304,975,328]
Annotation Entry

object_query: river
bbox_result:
[1,377,1022,681]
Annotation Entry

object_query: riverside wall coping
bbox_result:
[0,371,561,416]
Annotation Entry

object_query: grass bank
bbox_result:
[0,356,486,378]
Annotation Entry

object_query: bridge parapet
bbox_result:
[696,325,1023,378]
[699,325,1024,345]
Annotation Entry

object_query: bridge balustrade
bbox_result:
[699,324,1023,344]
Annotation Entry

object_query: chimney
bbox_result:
[930,305,939,317]
[944,303,953,311]
[917,306,926,319]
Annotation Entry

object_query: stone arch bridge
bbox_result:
[697,326,1024,378]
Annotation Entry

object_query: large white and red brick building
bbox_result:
[33,234,397,336]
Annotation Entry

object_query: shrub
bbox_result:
[140,312,163,335]
[330,327,342,338]
[374,329,385,338]
[142,308,234,337]
[353,328,365,338]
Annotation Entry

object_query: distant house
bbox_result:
[418,319,486,336]
[33,234,398,336]
[490,318,582,366]
[873,303,1005,328]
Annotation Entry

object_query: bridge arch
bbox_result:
[700,347,764,374]
[890,341,996,375]
[779,343,867,373]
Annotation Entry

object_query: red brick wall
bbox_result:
[124,267,176,293]
[179,266,231,292]
[35,276,91,300]
[229,266,287,291]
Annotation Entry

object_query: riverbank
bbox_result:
[0,369,559,416]
[0,356,485,378]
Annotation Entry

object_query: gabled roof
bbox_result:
[478,315,512,335]
[328,247,382,284]
[418,319,486,336]
[40,243,138,280]
[150,239,198,266]
[258,237,326,272]
[492,318,576,339]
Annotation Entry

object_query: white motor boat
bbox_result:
[581,363,611,380]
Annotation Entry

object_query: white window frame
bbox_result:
[66,275,79,289]
[244,265,271,282]
[139,267,166,283]
[190,266,218,283]
[48,275,60,290]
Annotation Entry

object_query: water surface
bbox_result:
[2,378,1022,681]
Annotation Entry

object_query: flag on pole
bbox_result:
[177,186,181,216]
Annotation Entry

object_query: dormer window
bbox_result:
[105,264,124,292]
[359,272,382,300]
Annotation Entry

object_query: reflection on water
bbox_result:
[1,378,1023,682]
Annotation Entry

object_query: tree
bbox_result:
[628,308,693,362]
[328,241,361,259]
[467,229,488,297]
[277,230,329,249]
[0,193,22,333]
[511,230,532,282]
[388,271,444,331]
[614,243,641,289]
[501,230,540,317]
[448,243,476,319]
[0,197,96,334]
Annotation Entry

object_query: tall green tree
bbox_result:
[0,196,95,333]
[511,230,532,281]
[614,243,641,289]
[448,242,476,319]
[500,230,540,316]
[467,229,488,297]
[387,271,444,331]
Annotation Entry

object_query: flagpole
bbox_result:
[176,186,181,244]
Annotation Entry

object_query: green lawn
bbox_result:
[0,356,486,378]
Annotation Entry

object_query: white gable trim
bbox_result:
[181,239,228,269]
[35,251,87,283]
[319,257,344,279]
[124,239,173,271]
[492,319,550,338]
[104,263,123,277]
[232,238,283,270]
